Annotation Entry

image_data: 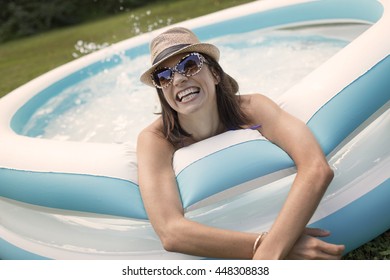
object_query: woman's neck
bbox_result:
[178,110,225,142]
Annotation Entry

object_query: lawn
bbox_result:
[0,0,388,259]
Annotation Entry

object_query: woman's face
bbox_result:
[158,53,219,116]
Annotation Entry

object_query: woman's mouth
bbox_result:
[176,87,200,102]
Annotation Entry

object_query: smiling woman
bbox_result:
[136,26,345,260]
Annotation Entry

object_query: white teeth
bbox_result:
[181,93,197,103]
[177,88,199,101]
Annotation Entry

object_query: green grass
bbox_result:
[343,230,390,260]
[0,0,388,259]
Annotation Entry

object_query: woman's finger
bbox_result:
[304,227,331,237]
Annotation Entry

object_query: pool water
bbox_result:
[21,24,368,144]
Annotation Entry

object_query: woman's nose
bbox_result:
[172,71,188,86]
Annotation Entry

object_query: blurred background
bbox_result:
[1,0,159,43]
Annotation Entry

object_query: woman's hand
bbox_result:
[285,228,345,260]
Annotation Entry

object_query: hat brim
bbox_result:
[140,43,220,87]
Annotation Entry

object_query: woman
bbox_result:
[137,27,345,259]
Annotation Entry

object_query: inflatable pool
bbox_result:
[0,0,389,259]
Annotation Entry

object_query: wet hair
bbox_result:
[156,53,249,147]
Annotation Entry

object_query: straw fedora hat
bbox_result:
[140,27,220,87]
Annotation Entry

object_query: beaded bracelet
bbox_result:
[252,232,268,256]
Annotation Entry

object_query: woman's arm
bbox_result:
[244,94,343,259]
[137,122,258,259]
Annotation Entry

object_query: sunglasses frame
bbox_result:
[151,52,205,89]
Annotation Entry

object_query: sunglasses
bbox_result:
[151,52,205,89]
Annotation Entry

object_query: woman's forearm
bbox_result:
[158,216,258,259]
[253,160,333,259]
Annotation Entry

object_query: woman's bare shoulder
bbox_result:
[239,93,280,122]
[139,117,164,138]
[239,93,273,106]
[137,117,174,155]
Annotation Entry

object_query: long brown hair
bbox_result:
[156,53,249,146]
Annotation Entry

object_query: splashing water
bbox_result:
[72,40,111,58]
[22,24,368,144]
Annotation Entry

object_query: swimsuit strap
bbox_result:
[249,124,261,130]
[227,124,261,131]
